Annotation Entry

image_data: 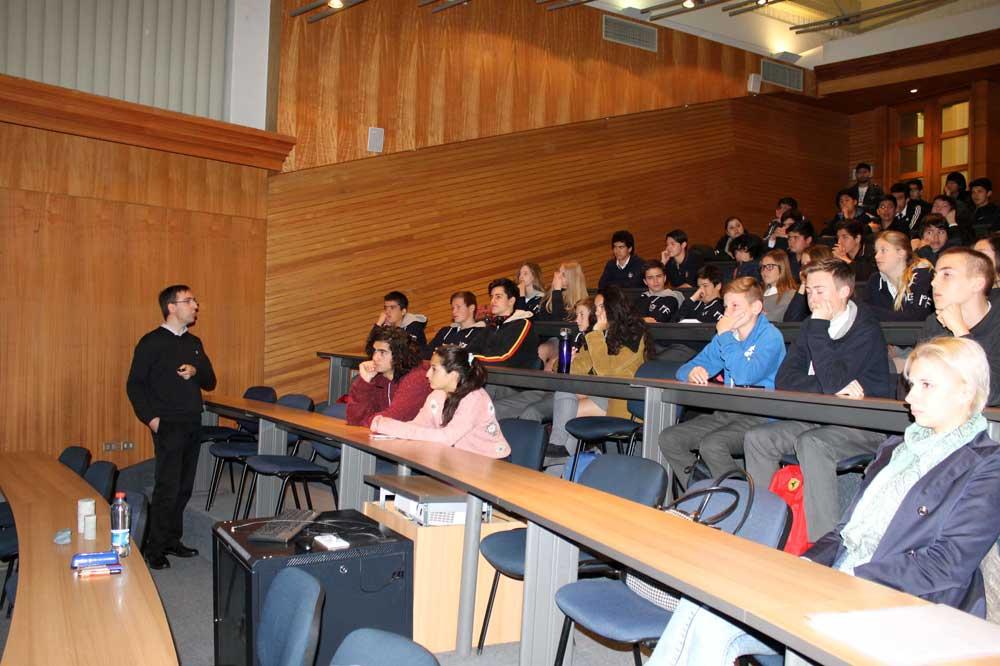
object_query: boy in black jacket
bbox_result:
[477,278,538,369]
[127,285,216,570]
[675,265,724,323]
[423,291,485,359]
[744,259,891,543]
[637,260,684,323]
[597,230,645,290]
[662,229,703,289]
[371,291,428,352]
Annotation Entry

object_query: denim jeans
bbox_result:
[646,598,777,665]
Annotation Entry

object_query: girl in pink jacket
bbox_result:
[370,345,512,459]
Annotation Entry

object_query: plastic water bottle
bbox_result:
[111,492,131,557]
[557,328,573,374]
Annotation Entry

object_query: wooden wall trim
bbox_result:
[817,47,1000,97]
[0,74,296,171]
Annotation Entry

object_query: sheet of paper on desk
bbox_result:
[808,605,1000,664]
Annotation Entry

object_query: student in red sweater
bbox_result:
[345,326,431,427]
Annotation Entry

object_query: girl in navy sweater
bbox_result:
[866,230,934,321]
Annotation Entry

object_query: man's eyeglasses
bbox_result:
[172,298,199,305]
[760,264,780,272]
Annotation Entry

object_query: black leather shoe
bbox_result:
[163,543,199,558]
[145,553,171,570]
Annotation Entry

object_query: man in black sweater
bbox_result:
[745,259,890,543]
[127,285,216,570]
[920,247,1000,406]
[597,230,645,290]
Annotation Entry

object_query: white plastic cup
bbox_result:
[77,498,96,534]
[83,514,97,541]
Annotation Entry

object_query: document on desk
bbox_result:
[808,605,1000,664]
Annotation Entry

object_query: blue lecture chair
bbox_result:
[84,461,119,504]
[257,567,325,666]
[330,628,439,666]
[499,418,547,472]
[0,445,92,529]
[476,455,668,653]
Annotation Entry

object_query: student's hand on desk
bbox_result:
[148,417,160,433]
[177,364,197,380]
[836,380,865,399]
[358,360,378,382]
[936,303,970,336]
[687,366,709,385]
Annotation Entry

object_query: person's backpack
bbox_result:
[769,465,812,555]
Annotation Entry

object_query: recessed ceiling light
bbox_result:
[682,0,696,7]
[757,0,768,5]
[910,88,918,94]
[328,0,344,7]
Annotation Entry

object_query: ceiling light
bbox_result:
[682,0,696,7]
[910,88,918,93]
[328,0,344,7]
[757,0,767,5]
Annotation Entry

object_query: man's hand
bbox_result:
[149,417,161,433]
[716,311,750,335]
[376,312,387,326]
[358,360,378,383]
[690,287,704,303]
[811,300,834,321]
[687,366,710,385]
[936,303,970,336]
[177,364,197,380]
[660,249,670,264]
[836,380,865,399]
[643,316,657,324]
[832,244,851,263]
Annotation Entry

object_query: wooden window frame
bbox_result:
[888,88,971,192]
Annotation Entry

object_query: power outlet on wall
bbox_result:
[103,441,120,451]
[122,441,135,450]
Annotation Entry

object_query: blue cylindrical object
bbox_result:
[557,328,572,374]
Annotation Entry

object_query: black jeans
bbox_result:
[148,420,202,556]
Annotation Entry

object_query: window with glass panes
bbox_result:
[890,92,971,195]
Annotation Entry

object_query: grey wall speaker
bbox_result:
[747,73,762,95]
[367,127,385,153]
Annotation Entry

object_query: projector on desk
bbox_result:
[366,473,492,527]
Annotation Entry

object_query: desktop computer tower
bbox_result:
[213,509,413,666]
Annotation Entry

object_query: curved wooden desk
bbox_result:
[206,396,1000,666]
[0,453,177,666]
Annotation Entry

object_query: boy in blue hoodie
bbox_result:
[658,277,786,486]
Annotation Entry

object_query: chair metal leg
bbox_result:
[477,570,501,655]
[206,457,225,511]
[555,615,574,666]
[302,481,314,510]
[242,472,258,520]
[227,461,235,492]
[0,557,15,609]
[329,475,339,509]
[632,643,643,666]
[290,482,301,509]
[275,476,291,514]
[232,463,250,522]
[626,432,639,457]
[568,449,581,481]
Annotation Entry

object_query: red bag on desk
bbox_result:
[769,465,813,555]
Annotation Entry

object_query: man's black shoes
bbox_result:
[163,543,199,558]
[145,553,171,570]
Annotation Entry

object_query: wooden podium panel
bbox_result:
[363,500,524,653]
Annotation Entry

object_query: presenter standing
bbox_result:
[127,285,216,570]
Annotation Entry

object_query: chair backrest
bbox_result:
[276,394,315,446]
[577,455,668,508]
[307,403,348,462]
[237,385,278,434]
[124,490,149,553]
[627,360,684,419]
[58,445,92,477]
[314,400,329,414]
[257,567,325,666]
[499,419,546,471]
[682,478,791,549]
[331,628,439,666]
[84,461,119,503]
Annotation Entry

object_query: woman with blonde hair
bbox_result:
[515,262,545,316]
[647,336,1000,665]
[758,249,797,321]
[866,230,934,321]
[537,261,588,322]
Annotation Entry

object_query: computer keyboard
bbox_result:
[247,508,320,543]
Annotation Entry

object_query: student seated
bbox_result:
[714,216,754,259]
[515,262,545,316]
[759,249,798,322]
[932,194,975,246]
[820,188,872,237]
[745,258,891,543]
[920,247,1000,406]
[833,220,876,281]
[424,291,486,359]
[597,230,645,290]
[848,161,883,215]
[371,345,511,458]
[549,287,649,457]
[973,235,1000,291]
[675,265,724,323]
[914,214,955,265]
[637,260,684,324]
[649,337,1000,665]
[536,261,588,323]
[904,178,932,232]
[372,290,427,351]
[346,327,432,427]
[781,244,833,322]
[867,231,934,322]
[762,197,797,252]
[869,194,909,235]
[476,278,538,368]
[662,229,703,289]
[657,277,786,483]
[785,216,814,278]
[970,178,1000,231]
[730,234,763,282]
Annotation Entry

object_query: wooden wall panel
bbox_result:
[276,0,807,171]
[265,96,848,398]
[847,106,888,186]
[0,121,267,466]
